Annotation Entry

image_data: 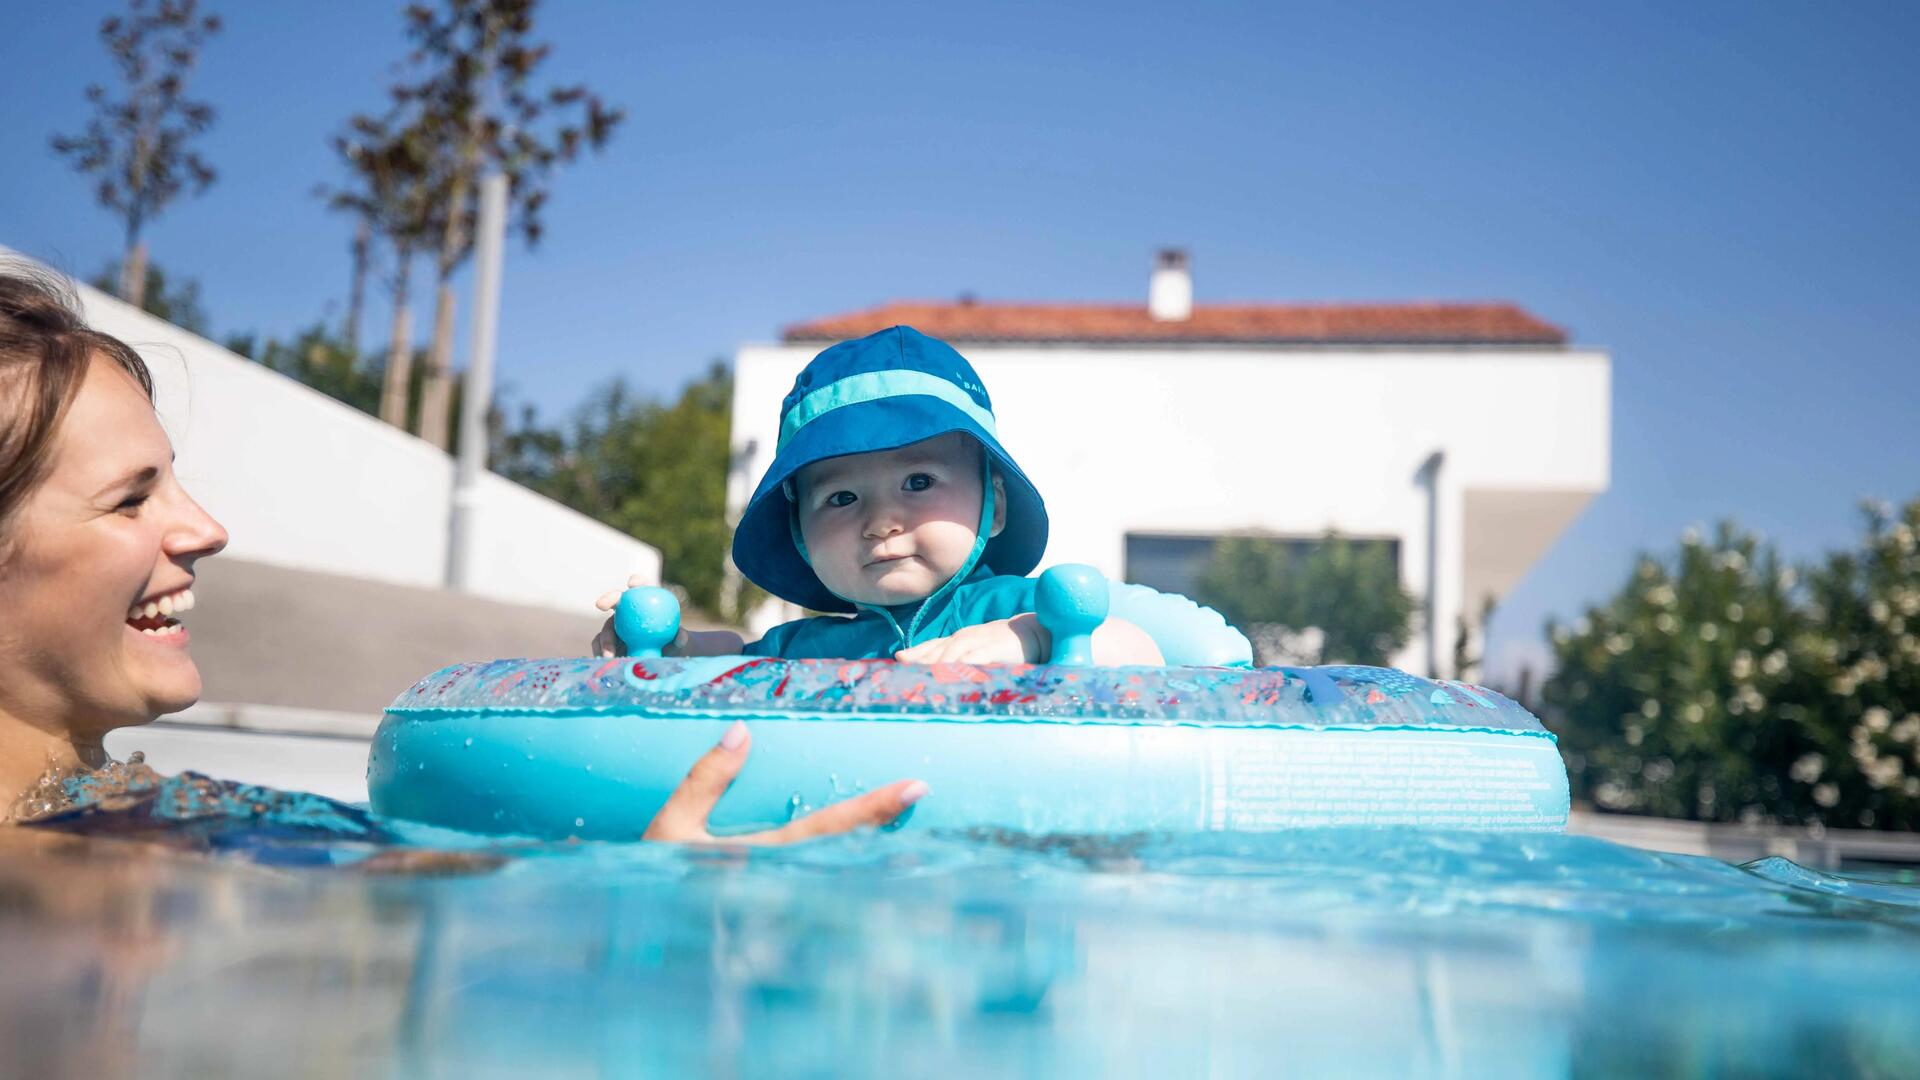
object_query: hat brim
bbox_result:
[733,395,1049,612]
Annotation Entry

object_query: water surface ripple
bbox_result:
[1,788,1916,1077]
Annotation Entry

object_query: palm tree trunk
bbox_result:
[346,214,371,354]
[121,131,152,310]
[416,7,499,452]
[379,249,416,430]
[416,262,459,449]
[119,239,149,311]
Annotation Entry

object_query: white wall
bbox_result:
[6,247,660,611]
[732,341,1610,669]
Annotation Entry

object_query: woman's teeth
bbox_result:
[127,588,195,624]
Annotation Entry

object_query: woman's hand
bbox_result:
[643,721,928,845]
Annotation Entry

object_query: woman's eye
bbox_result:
[904,473,935,492]
[826,491,857,508]
[115,494,151,515]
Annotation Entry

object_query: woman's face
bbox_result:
[0,358,227,735]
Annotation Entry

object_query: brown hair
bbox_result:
[0,263,154,539]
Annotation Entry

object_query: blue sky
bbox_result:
[3,0,1915,675]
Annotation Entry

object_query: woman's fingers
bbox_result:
[640,721,929,846]
[756,780,928,845]
[641,721,751,841]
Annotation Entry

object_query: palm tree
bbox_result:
[50,0,222,310]
[391,0,622,449]
[321,112,444,429]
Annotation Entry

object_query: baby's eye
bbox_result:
[826,491,857,508]
[903,473,935,492]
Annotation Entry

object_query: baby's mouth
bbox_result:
[125,585,195,638]
[866,552,917,568]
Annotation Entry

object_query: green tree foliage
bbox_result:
[50,0,222,310]
[1543,499,1920,830]
[238,324,388,418]
[1196,533,1416,666]
[89,260,207,334]
[496,363,758,621]
[1544,524,1823,823]
[1798,499,1920,829]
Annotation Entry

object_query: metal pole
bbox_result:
[447,172,508,590]
[1417,450,1445,678]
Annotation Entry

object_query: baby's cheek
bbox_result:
[927,518,984,559]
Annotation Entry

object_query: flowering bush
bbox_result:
[1542,497,1920,830]
[1797,499,1920,828]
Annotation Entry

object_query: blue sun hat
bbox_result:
[732,326,1049,613]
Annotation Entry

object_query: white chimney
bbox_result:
[1148,248,1191,321]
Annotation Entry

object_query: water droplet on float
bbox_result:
[574,817,585,828]
[464,738,474,748]
[415,762,424,771]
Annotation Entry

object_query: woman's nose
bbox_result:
[165,488,228,561]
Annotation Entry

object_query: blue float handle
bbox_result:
[1035,564,1109,665]
[614,587,682,659]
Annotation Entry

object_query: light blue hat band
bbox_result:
[778,370,997,453]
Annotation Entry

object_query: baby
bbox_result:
[594,325,1163,665]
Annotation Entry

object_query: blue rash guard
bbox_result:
[743,564,1035,659]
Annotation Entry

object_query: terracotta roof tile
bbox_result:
[784,301,1567,346]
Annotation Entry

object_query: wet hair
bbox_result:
[0,263,154,541]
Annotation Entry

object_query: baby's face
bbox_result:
[794,432,1005,607]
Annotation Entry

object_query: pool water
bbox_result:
[3,775,1918,1077]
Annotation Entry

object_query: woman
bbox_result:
[0,264,918,842]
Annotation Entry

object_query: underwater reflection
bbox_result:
[2,820,1919,1076]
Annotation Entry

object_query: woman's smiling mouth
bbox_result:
[125,585,196,643]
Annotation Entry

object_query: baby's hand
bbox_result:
[895,615,1041,665]
[590,573,686,658]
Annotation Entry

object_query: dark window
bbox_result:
[1124,533,1400,597]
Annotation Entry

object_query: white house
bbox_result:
[730,251,1611,675]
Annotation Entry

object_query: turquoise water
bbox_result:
[5,783,1919,1077]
